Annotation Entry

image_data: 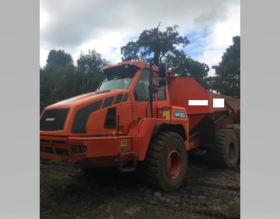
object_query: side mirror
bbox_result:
[159,78,166,87]
[158,63,166,78]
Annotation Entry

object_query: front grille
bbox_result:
[44,147,54,154]
[41,139,50,143]
[52,140,66,144]
[55,148,69,156]
[40,108,70,131]
[71,145,87,154]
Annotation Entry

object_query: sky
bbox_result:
[40,0,240,76]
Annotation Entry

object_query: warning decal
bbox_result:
[121,139,127,147]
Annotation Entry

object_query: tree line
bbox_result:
[40,24,240,113]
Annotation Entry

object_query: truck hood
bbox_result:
[45,89,127,110]
[40,89,130,135]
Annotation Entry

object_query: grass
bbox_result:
[48,171,71,189]
[226,124,240,129]
[207,196,240,218]
[226,197,240,217]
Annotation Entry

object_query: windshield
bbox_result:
[96,74,133,92]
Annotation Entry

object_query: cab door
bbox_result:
[155,74,170,118]
[133,69,157,119]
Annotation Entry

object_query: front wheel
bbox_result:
[137,131,187,191]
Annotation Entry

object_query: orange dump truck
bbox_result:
[40,61,240,191]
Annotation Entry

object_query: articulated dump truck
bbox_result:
[40,61,240,191]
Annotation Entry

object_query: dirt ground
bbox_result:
[40,152,240,219]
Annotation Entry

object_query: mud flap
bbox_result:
[198,115,216,147]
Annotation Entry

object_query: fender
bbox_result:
[152,123,187,141]
[132,117,189,161]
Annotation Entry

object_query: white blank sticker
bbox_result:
[188,100,208,106]
[213,98,224,108]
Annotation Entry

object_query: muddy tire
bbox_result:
[137,131,187,191]
[235,129,240,163]
[207,129,239,168]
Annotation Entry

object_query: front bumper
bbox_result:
[40,135,134,168]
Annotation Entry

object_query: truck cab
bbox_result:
[40,61,188,162]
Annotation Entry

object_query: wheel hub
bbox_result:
[166,149,182,179]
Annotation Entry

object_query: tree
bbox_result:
[46,49,73,67]
[165,50,210,89]
[77,49,109,93]
[210,36,240,98]
[40,49,110,113]
[40,50,79,112]
[121,23,190,66]
[120,23,210,89]
[40,63,77,113]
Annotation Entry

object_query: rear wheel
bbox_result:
[207,129,239,167]
[137,131,187,191]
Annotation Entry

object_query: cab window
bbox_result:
[134,70,150,101]
[156,74,166,100]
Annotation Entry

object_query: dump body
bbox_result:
[168,76,240,133]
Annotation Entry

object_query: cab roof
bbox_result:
[100,61,159,73]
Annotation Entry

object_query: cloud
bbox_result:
[40,0,240,76]
[190,5,240,76]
